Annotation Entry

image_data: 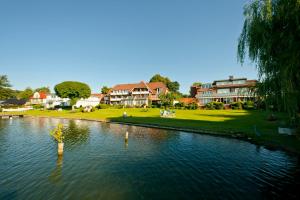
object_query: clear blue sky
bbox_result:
[0,0,256,94]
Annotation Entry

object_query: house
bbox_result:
[29,92,70,108]
[29,92,47,104]
[108,81,168,106]
[177,98,199,105]
[193,76,257,106]
[75,94,104,108]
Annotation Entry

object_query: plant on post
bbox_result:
[50,123,64,155]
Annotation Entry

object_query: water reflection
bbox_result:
[49,155,63,184]
[63,120,90,149]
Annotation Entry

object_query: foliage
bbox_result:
[33,104,44,109]
[149,74,180,92]
[18,87,33,100]
[0,87,20,100]
[230,102,243,110]
[96,104,111,109]
[54,81,91,104]
[159,92,180,108]
[101,86,110,94]
[174,102,185,109]
[166,81,180,93]
[185,102,198,110]
[50,123,64,143]
[35,87,51,94]
[205,101,224,110]
[0,75,11,88]
[238,0,300,124]
[0,75,19,99]
[192,82,202,87]
[243,100,255,110]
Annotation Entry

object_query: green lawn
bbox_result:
[2,108,300,153]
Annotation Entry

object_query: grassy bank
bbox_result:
[1,108,300,153]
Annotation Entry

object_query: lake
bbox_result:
[0,117,299,199]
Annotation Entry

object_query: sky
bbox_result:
[0,0,256,94]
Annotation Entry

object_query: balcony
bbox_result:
[197,92,253,98]
[110,91,129,95]
[132,91,149,95]
[110,98,122,101]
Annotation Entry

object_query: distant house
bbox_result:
[75,94,104,108]
[192,76,257,106]
[108,81,168,106]
[29,92,70,108]
[29,92,47,104]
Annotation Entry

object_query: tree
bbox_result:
[0,75,17,99]
[35,87,51,94]
[18,87,34,100]
[166,81,180,93]
[149,74,180,92]
[0,75,11,88]
[159,92,180,108]
[54,81,91,105]
[101,86,110,94]
[192,82,202,87]
[238,0,300,124]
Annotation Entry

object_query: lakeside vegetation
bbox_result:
[2,108,300,153]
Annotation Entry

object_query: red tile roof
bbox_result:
[178,98,198,104]
[110,81,168,94]
[91,93,105,99]
[30,92,47,99]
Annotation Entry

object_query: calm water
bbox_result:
[0,118,300,199]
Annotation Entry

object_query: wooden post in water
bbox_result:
[125,131,128,143]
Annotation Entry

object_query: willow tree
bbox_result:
[238,0,300,125]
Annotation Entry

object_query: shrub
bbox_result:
[185,102,198,110]
[96,104,110,109]
[33,104,44,109]
[205,101,224,110]
[230,102,243,110]
[174,102,185,109]
[112,104,123,109]
[243,100,255,110]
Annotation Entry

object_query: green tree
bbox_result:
[54,81,91,105]
[0,75,11,88]
[192,82,202,87]
[149,74,171,84]
[101,86,110,94]
[149,74,180,92]
[159,92,180,108]
[238,0,300,124]
[35,87,51,94]
[0,75,17,99]
[166,81,180,93]
[18,87,34,100]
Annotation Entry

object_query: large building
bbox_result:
[108,81,168,106]
[192,76,257,105]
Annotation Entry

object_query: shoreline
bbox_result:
[17,114,300,156]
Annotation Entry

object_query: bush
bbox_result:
[96,104,110,109]
[243,100,255,110]
[185,102,198,110]
[230,102,243,110]
[112,104,123,109]
[205,101,224,110]
[0,108,2,112]
[33,104,44,109]
[174,102,185,109]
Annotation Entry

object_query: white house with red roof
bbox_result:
[29,92,48,104]
[108,81,168,106]
[29,92,70,108]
